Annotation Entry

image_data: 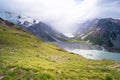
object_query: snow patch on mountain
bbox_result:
[63,33,74,38]
[0,11,39,27]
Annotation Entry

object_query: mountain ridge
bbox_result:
[75,18,120,52]
[0,11,66,42]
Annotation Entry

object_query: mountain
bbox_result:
[75,18,120,52]
[1,17,120,80]
[0,11,66,42]
[27,22,66,42]
[0,11,35,27]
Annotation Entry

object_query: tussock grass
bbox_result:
[0,23,120,80]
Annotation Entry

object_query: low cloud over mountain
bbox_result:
[0,0,120,33]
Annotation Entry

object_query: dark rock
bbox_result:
[75,18,120,52]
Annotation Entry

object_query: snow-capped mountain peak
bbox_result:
[0,11,39,27]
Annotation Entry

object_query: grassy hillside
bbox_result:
[0,19,120,80]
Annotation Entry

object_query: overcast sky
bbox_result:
[0,0,120,33]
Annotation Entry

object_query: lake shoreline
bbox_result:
[53,41,102,50]
[53,41,120,62]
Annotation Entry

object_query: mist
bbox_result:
[0,0,120,33]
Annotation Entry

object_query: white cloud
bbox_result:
[0,0,120,33]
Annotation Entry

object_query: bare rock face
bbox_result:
[27,22,66,42]
[75,18,120,52]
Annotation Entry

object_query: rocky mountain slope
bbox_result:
[0,11,66,42]
[75,18,120,52]
[27,22,66,42]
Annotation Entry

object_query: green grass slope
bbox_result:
[0,19,120,80]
